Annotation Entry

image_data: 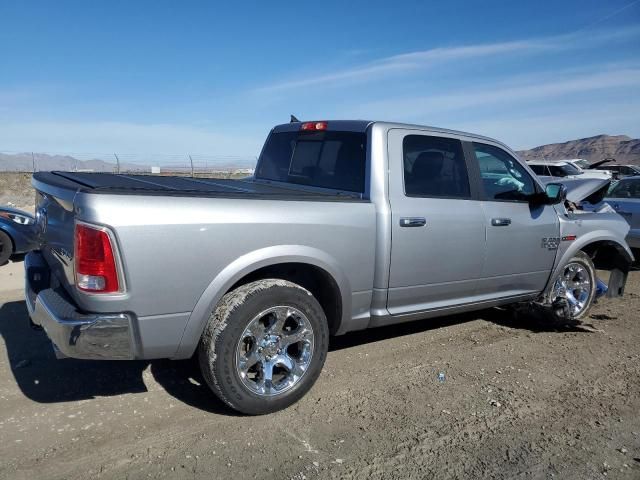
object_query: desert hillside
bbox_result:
[517,134,640,164]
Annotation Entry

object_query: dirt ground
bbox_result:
[0,173,35,212]
[0,258,639,480]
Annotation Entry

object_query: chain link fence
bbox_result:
[0,151,257,177]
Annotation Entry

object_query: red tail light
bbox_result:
[300,121,327,131]
[75,223,120,293]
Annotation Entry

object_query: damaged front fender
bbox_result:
[543,210,633,302]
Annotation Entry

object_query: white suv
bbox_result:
[527,160,612,180]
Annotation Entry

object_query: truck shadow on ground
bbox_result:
[0,299,237,415]
[0,298,594,414]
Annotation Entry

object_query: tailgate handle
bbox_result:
[491,218,512,227]
[400,217,426,227]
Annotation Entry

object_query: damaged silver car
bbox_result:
[25,120,634,414]
[539,177,632,319]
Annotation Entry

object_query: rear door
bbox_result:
[469,142,559,298]
[386,129,486,315]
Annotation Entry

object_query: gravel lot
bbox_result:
[0,258,639,479]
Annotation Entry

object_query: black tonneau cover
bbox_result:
[34,171,365,202]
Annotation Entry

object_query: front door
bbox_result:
[469,141,559,298]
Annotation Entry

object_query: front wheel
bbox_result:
[198,279,329,415]
[549,251,597,320]
[0,230,13,265]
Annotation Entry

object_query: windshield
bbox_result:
[559,163,582,175]
[608,179,640,199]
[528,163,582,177]
[255,130,367,193]
[574,160,590,169]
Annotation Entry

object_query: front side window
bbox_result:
[402,135,470,198]
[472,143,536,202]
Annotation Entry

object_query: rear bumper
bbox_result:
[25,251,135,360]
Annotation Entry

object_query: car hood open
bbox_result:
[541,177,611,204]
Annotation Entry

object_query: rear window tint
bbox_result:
[529,164,547,175]
[255,131,367,193]
[402,135,470,198]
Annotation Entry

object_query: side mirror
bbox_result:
[544,183,567,205]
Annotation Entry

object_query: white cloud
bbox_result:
[254,40,539,92]
[347,66,640,119]
[254,25,640,93]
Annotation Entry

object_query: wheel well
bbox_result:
[580,241,632,272]
[227,263,343,334]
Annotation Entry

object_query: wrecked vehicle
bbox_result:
[578,175,640,257]
[24,120,634,414]
[528,160,611,180]
[0,206,37,265]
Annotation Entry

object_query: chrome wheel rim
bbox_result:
[235,306,314,397]
[552,262,593,317]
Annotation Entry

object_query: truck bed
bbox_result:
[33,171,365,202]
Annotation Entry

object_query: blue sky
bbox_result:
[1,0,639,161]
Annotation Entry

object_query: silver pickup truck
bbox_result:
[25,120,633,414]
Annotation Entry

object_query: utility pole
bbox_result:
[189,155,195,178]
[113,153,121,174]
[31,152,36,172]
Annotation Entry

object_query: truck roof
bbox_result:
[527,160,572,166]
[273,120,510,149]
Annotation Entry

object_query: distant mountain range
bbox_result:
[0,152,256,172]
[517,134,640,164]
[0,152,140,172]
[1,134,639,172]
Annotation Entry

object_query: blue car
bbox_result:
[581,176,640,257]
[0,206,38,265]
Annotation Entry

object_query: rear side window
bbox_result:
[529,164,548,176]
[402,135,470,198]
[255,130,367,193]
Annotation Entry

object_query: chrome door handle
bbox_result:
[491,218,512,226]
[400,217,426,227]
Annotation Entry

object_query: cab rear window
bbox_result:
[255,131,367,193]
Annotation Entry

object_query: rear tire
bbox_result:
[0,230,13,265]
[198,279,329,415]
